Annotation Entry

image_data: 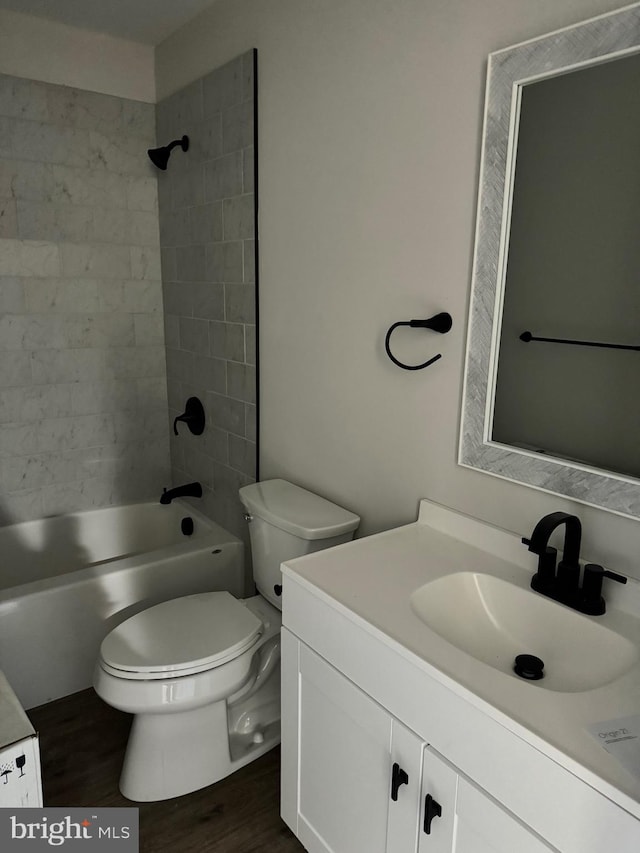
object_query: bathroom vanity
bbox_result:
[280,501,640,853]
[0,670,42,807]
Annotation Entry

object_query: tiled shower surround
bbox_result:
[156,51,257,543]
[0,52,257,541]
[0,74,169,522]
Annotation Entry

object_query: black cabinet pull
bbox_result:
[390,762,409,801]
[423,793,442,834]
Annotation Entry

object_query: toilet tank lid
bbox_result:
[239,479,360,540]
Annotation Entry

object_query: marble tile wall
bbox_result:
[156,51,257,545]
[0,74,169,523]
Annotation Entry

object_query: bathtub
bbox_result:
[0,501,244,710]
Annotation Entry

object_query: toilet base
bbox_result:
[120,697,280,801]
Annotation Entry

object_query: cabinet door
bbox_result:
[453,777,557,853]
[296,644,393,853]
[387,720,425,853]
[418,745,458,853]
[419,747,557,853]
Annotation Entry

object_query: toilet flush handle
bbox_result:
[243,513,253,522]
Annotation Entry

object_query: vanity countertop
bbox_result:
[282,499,640,820]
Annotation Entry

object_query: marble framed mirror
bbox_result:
[459,3,640,519]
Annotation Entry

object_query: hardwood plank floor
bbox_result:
[28,689,305,853]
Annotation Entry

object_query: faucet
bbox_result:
[523,512,626,614]
[523,511,582,598]
[159,482,202,505]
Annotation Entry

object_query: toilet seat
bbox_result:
[100,592,262,680]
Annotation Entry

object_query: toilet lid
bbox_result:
[100,592,262,677]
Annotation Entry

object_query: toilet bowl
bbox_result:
[94,479,359,802]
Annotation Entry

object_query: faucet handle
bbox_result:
[522,536,555,559]
[529,545,557,593]
[173,397,205,436]
[581,564,627,615]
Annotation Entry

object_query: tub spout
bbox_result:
[160,482,202,504]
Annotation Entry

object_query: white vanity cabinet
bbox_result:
[280,502,640,853]
[282,630,556,853]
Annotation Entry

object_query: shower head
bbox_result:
[147,135,189,170]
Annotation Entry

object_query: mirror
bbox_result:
[460,3,640,519]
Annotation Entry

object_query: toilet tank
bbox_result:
[239,479,360,609]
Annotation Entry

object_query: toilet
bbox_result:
[93,479,359,802]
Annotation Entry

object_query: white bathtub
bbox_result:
[0,501,244,709]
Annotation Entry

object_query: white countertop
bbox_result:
[282,499,640,819]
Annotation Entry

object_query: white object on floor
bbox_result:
[0,670,42,807]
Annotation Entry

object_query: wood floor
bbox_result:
[28,688,305,853]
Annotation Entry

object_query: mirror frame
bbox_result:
[459,2,640,520]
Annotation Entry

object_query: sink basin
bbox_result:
[410,572,638,692]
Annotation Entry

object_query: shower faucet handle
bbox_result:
[173,397,205,436]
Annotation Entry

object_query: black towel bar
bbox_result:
[520,331,639,352]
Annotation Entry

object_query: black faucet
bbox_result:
[160,482,202,505]
[523,511,582,598]
[523,512,626,614]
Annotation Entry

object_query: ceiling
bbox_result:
[0,0,221,45]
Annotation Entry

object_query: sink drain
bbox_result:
[513,654,544,681]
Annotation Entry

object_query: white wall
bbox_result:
[0,9,154,102]
[154,0,637,579]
